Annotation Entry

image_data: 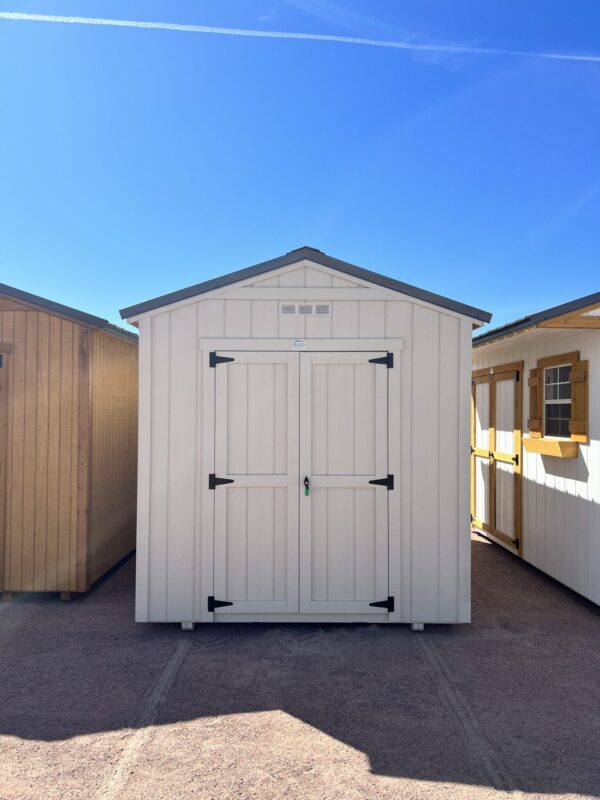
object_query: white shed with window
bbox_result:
[121,247,490,628]
[472,292,600,604]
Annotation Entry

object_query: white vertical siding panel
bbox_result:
[224,300,252,337]
[332,275,359,287]
[197,299,224,337]
[278,268,305,287]
[437,315,460,622]
[411,306,440,621]
[457,319,472,621]
[251,300,278,337]
[305,267,332,287]
[193,303,205,620]
[148,313,170,620]
[385,301,410,621]
[135,315,152,621]
[331,301,358,338]
[586,339,600,602]
[359,301,385,338]
[166,305,197,620]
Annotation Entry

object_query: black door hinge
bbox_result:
[209,352,235,368]
[512,538,520,550]
[370,596,394,612]
[512,454,519,466]
[369,352,393,368]
[369,474,394,490]
[0,354,3,368]
[208,596,233,612]
[208,474,234,490]
[514,370,520,382]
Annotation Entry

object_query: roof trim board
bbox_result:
[0,282,138,343]
[119,246,492,323]
[474,291,600,347]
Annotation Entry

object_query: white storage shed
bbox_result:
[120,247,491,628]
[472,291,600,605]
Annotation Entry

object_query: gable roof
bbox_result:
[473,290,600,347]
[0,283,138,343]
[119,246,492,323]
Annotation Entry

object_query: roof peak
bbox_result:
[120,247,492,324]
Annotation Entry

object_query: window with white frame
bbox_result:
[544,364,571,437]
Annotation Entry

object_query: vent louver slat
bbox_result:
[279,303,331,315]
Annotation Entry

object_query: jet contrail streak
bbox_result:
[1,11,599,64]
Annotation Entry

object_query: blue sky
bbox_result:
[1,1,599,331]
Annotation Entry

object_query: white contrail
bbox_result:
[1,10,599,64]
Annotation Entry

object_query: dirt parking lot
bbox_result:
[0,533,598,800]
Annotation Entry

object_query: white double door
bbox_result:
[212,351,389,615]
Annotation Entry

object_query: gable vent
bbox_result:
[279,303,331,316]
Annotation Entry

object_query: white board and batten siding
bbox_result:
[130,259,477,624]
[473,328,600,605]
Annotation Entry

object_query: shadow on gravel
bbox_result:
[0,540,599,795]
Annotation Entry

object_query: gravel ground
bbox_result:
[0,533,599,800]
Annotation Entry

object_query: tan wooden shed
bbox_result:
[0,283,138,598]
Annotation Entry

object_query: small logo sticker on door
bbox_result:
[293,340,306,351]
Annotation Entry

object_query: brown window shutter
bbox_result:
[569,360,588,443]
[528,368,542,437]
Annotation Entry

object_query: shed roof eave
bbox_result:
[0,282,138,343]
[119,247,492,324]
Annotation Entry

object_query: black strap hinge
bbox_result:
[512,454,519,466]
[369,352,393,368]
[369,474,394,490]
[208,474,234,490]
[209,352,234,368]
[208,596,233,612]
[512,538,520,550]
[369,596,394,612]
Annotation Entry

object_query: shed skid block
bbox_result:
[410,623,425,632]
[181,622,195,631]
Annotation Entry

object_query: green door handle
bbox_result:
[304,476,310,496]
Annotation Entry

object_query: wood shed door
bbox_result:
[489,370,522,552]
[471,365,522,553]
[471,375,492,533]
[299,352,389,614]
[0,352,7,592]
[213,352,300,613]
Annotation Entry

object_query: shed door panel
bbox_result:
[492,373,518,543]
[300,353,389,613]
[472,378,491,530]
[213,352,299,613]
[0,352,7,592]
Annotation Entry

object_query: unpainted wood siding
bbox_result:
[89,330,138,585]
[136,274,473,623]
[0,305,84,592]
[473,330,600,604]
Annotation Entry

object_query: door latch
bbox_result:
[304,476,310,496]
